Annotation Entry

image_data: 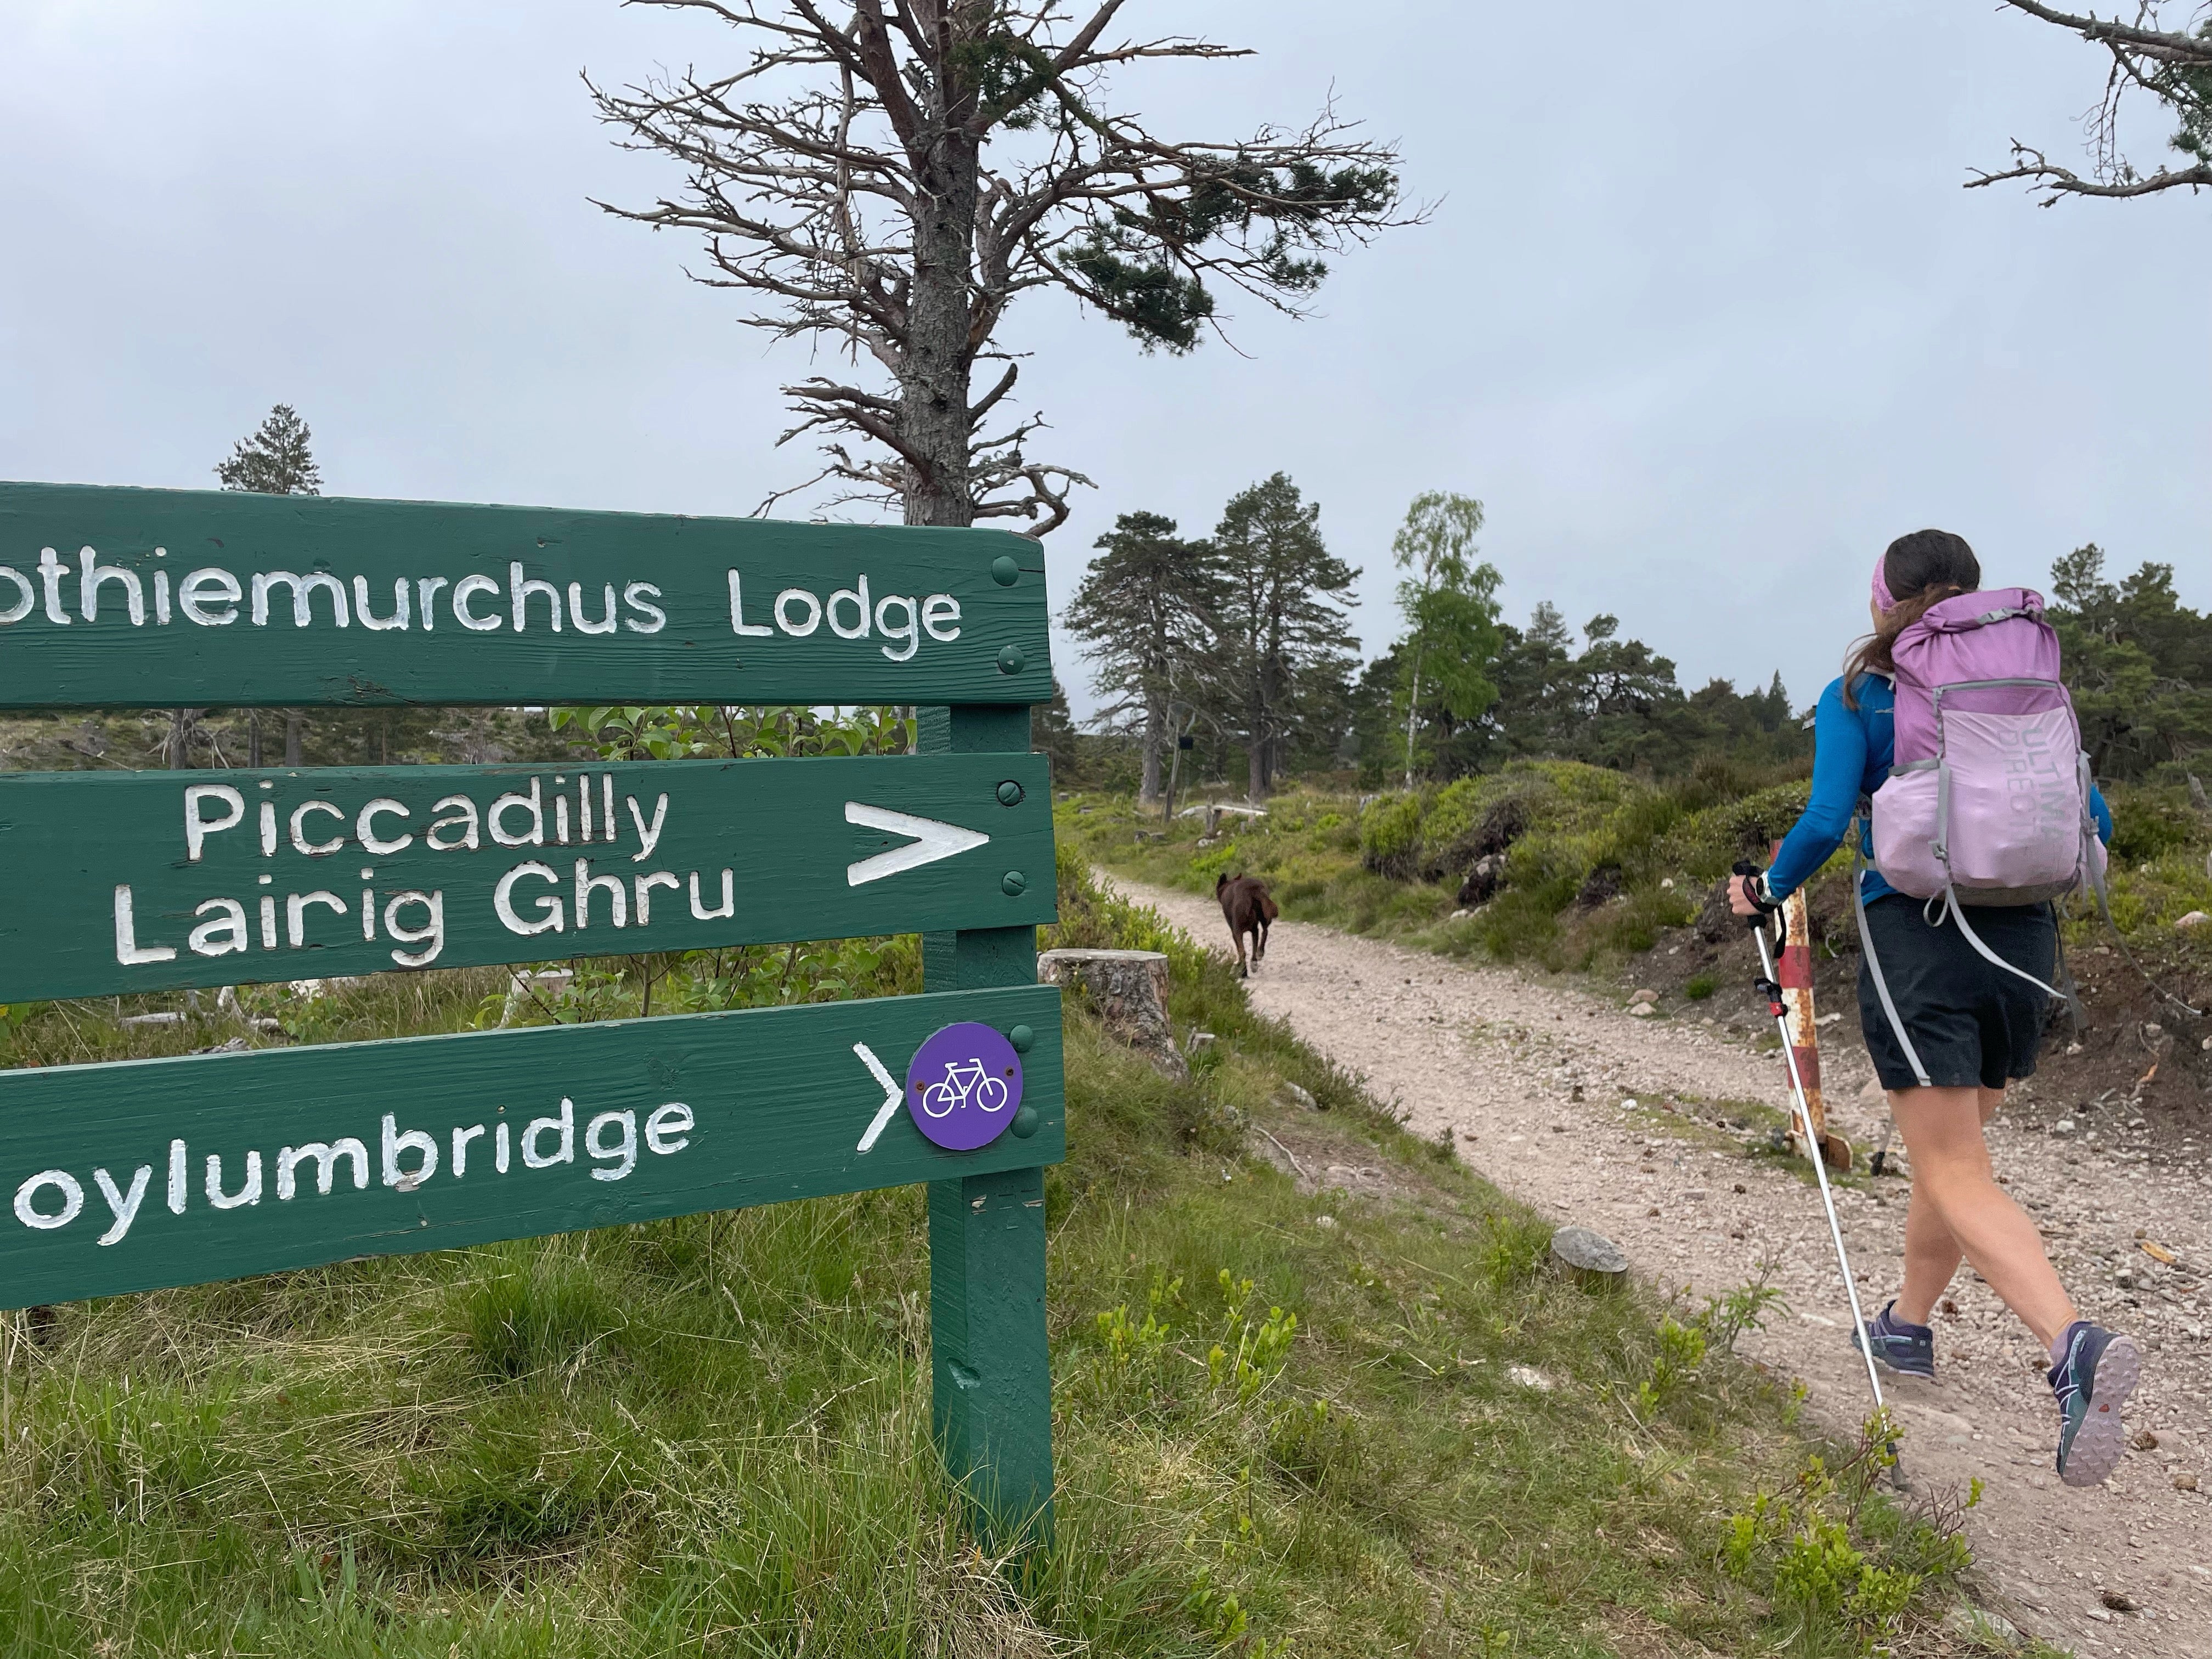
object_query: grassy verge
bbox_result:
[0,851,1985,1655]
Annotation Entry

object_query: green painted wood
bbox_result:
[0,984,1063,1311]
[924,704,1053,1550]
[0,753,1054,1001]
[0,482,1051,708]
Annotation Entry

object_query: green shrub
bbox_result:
[1685,973,1719,1000]
[1358,791,1426,878]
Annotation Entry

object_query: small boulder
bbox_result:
[1941,1605,2022,1650]
[1629,1003,1657,1018]
[1276,1081,1319,1111]
[2175,910,2208,930]
[1630,988,1660,1005]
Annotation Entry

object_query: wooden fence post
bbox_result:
[922,704,1054,1550]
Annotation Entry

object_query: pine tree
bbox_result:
[1063,512,1221,803]
[1031,676,1084,790]
[216,404,323,765]
[215,404,323,496]
[1211,473,1359,799]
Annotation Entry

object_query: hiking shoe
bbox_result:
[1853,1301,1936,1379]
[2048,1322,2141,1488]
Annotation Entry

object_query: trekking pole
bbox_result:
[1734,861,1892,1447]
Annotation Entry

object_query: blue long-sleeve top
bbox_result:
[1765,673,2113,904]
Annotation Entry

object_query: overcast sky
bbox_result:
[4,1,2207,720]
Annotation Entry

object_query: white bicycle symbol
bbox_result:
[920,1057,1011,1119]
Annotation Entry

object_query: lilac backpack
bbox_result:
[1857,587,2107,1085]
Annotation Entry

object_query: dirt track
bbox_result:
[1113,877,2212,1657]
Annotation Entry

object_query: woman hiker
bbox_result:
[1729,528,2138,1488]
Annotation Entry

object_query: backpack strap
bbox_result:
[1852,826,1932,1089]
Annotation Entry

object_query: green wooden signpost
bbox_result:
[0,482,1063,1548]
[0,753,1054,1001]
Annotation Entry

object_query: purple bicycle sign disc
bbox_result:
[905,1022,1024,1152]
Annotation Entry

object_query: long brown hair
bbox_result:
[1842,529,1981,707]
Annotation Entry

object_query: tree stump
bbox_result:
[1550,1224,1628,1290]
[1037,949,1186,1078]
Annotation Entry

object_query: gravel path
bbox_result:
[1113,877,2212,1656]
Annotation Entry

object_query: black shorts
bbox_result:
[1856,894,2057,1092]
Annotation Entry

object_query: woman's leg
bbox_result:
[1891,1084,2076,1346]
[1893,1087,2003,1323]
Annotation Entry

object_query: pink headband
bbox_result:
[1871,551,1895,612]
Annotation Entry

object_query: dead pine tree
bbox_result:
[589,2,1421,532]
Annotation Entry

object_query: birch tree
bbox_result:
[1388,490,1500,787]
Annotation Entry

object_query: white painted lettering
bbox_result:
[626,793,668,862]
[452,1124,486,1177]
[205,1150,262,1209]
[645,1102,693,1155]
[416,575,449,629]
[774,588,822,636]
[114,884,178,964]
[381,1114,439,1188]
[427,794,481,851]
[259,801,278,856]
[14,1170,83,1230]
[185,784,246,860]
[523,1098,574,1168]
[258,894,278,950]
[875,592,918,661]
[624,580,667,634]
[383,891,444,967]
[453,573,502,631]
[92,1165,152,1245]
[153,565,171,624]
[0,566,33,625]
[633,870,679,924]
[78,546,146,624]
[495,1120,511,1173]
[489,778,545,848]
[353,575,410,631]
[37,548,71,625]
[189,898,250,958]
[179,567,241,625]
[168,1139,187,1214]
[277,1139,367,1199]
[286,890,347,948]
[290,800,346,856]
[494,862,565,935]
[252,570,348,628]
[510,562,562,632]
[601,775,616,843]
[586,1109,637,1181]
[358,798,413,854]
[827,574,871,639]
[922,593,961,641]
[688,868,736,920]
[727,571,771,636]
[569,582,618,634]
[578,776,592,842]
[574,860,627,929]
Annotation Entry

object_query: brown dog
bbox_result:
[1215,872,1279,978]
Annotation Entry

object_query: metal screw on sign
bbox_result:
[997,645,1026,675]
[996,780,1025,806]
[1001,870,1028,896]
[990,555,1021,585]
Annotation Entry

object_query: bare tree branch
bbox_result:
[1975,2,2212,202]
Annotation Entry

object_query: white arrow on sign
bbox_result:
[843,802,990,888]
[853,1041,903,1152]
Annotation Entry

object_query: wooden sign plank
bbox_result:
[0,753,1055,1002]
[0,482,1051,708]
[0,983,1063,1311]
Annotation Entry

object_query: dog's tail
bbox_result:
[1259,890,1280,922]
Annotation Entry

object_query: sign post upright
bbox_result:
[922,701,1053,1549]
